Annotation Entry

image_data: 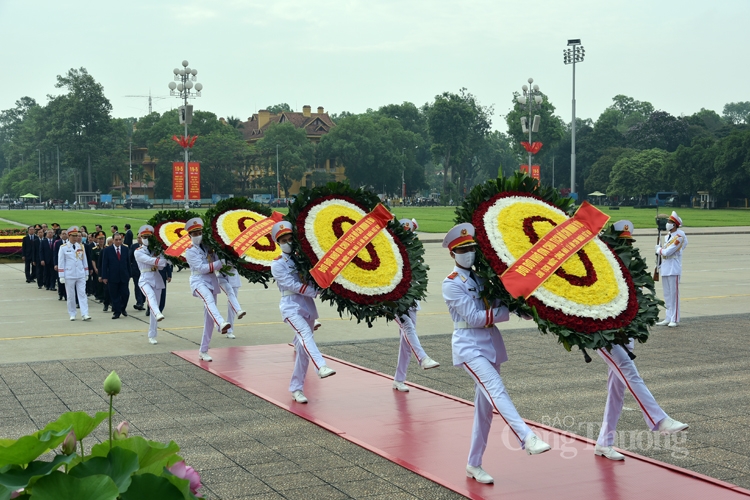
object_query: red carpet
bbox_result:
[174,345,750,500]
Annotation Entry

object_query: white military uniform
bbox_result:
[443,266,533,467]
[135,245,166,339]
[185,243,226,353]
[58,240,89,319]
[270,253,327,392]
[218,265,243,334]
[657,228,687,324]
[393,303,428,382]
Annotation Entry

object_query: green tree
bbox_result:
[584,147,635,194]
[608,148,670,201]
[662,136,717,195]
[505,91,565,182]
[722,101,750,125]
[191,127,253,196]
[267,103,292,114]
[256,123,314,197]
[225,115,244,129]
[711,129,750,201]
[318,114,420,194]
[427,90,476,194]
[626,111,690,152]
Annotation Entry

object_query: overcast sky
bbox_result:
[2,0,748,131]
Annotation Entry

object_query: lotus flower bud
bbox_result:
[103,371,122,396]
[113,421,129,440]
[168,461,202,494]
[61,430,77,455]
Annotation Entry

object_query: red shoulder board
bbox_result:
[448,271,458,280]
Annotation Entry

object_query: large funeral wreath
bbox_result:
[287,182,429,326]
[203,197,278,287]
[456,173,661,353]
[147,209,202,267]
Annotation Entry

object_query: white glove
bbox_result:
[655,245,661,255]
[214,259,225,269]
[59,277,65,284]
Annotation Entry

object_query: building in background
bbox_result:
[241,105,345,195]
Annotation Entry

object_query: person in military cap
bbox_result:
[442,223,549,485]
[391,218,439,393]
[134,225,168,344]
[270,220,335,405]
[57,226,91,321]
[593,220,689,461]
[655,211,687,327]
[184,217,231,362]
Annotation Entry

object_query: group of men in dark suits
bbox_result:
[21,222,171,321]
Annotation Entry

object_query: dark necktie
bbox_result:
[116,247,121,260]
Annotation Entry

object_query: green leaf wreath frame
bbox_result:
[203,197,276,287]
[456,173,662,353]
[286,182,429,326]
[147,209,202,268]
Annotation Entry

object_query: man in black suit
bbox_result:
[128,235,145,310]
[53,229,69,300]
[34,228,45,288]
[40,229,56,290]
[101,232,130,319]
[21,227,36,282]
[123,224,134,247]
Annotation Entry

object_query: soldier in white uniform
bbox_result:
[594,221,689,461]
[392,218,439,393]
[184,218,231,362]
[58,226,92,321]
[655,211,688,327]
[442,223,550,485]
[217,264,246,340]
[270,221,335,405]
[134,225,167,344]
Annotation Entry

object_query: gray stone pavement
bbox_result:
[0,230,748,498]
[1,313,749,498]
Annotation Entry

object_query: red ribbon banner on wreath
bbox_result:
[310,204,394,289]
[165,234,192,257]
[229,211,285,257]
[500,201,610,299]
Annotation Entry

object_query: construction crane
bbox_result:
[124,90,169,114]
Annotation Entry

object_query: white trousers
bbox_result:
[463,356,533,467]
[65,278,88,318]
[597,343,668,446]
[286,315,327,392]
[661,275,681,323]
[393,311,427,383]
[140,282,164,338]
[194,284,225,353]
[220,284,242,333]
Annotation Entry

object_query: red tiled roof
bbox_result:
[241,111,336,142]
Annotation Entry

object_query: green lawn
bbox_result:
[1,205,747,233]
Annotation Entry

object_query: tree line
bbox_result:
[2,68,749,204]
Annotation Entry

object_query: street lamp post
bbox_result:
[128,141,132,202]
[36,149,41,203]
[276,144,280,199]
[168,60,203,210]
[516,78,544,168]
[564,39,585,196]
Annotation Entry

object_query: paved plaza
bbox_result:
[0,230,748,498]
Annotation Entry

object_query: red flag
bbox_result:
[521,141,543,154]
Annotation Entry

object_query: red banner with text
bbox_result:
[531,165,540,180]
[310,204,394,289]
[230,212,285,257]
[188,162,201,200]
[500,202,610,299]
[520,164,529,175]
[172,162,185,201]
